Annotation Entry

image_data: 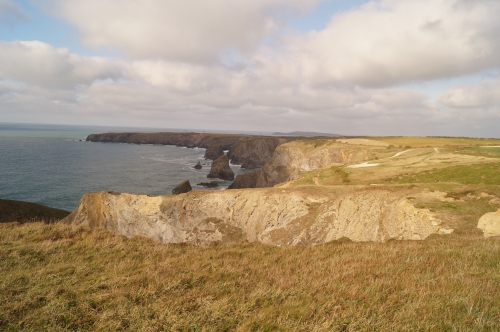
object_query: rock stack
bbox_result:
[207,155,234,181]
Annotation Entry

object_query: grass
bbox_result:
[385,163,500,185]
[0,199,70,223]
[1,222,499,331]
[367,136,500,147]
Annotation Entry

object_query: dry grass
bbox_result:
[1,222,499,331]
[367,136,500,147]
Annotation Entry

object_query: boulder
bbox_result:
[204,145,225,160]
[477,208,500,238]
[172,180,192,195]
[207,155,234,181]
[193,161,202,169]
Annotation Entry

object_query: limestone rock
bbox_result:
[63,188,450,246]
[204,145,224,160]
[193,161,202,169]
[207,155,234,181]
[172,180,192,195]
[478,209,500,238]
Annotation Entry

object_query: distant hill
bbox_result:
[272,131,342,137]
[0,199,70,223]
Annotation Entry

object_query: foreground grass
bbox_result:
[1,223,499,331]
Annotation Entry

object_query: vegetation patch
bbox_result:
[1,222,499,331]
[384,163,500,185]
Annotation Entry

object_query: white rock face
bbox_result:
[478,209,500,238]
[63,188,452,246]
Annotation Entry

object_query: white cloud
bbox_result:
[0,41,125,88]
[290,0,500,87]
[39,0,320,63]
[0,0,29,26]
[438,79,500,109]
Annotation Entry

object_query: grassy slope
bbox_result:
[0,199,70,223]
[2,136,500,331]
[1,222,499,331]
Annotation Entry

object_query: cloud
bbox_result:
[39,0,320,63]
[0,0,29,26]
[0,41,125,89]
[438,79,500,109]
[289,0,500,87]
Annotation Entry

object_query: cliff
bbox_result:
[230,140,368,188]
[63,188,451,246]
[86,132,303,167]
[226,137,295,169]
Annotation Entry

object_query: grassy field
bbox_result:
[3,136,500,331]
[1,222,499,331]
[365,136,500,147]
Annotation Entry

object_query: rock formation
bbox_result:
[227,137,293,169]
[172,180,192,195]
[229,140,368,189]
[207,155,234,181]
[63,188,452,246]
[477,208,500,238]
[193,161,202,169]
[228,171,259,189]
[86,132,303,169]
[204,145,225,160]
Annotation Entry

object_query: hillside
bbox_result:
[2,135,500,331]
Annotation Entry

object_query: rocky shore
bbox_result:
[86,132,303,169]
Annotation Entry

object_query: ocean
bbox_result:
[0,123,250,212]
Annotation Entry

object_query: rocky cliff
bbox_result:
[230,140,368,188]
[63,188,451,246]
[86,132,303,166]
[226,137,295,169]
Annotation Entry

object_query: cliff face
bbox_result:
[230,141,368,188]
[87,132,299,166]
[227,137,293,169]
[63,189,451,246]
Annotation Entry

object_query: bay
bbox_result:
[0,123,249,211]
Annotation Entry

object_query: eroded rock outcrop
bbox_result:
[193,161,202,169]
[227,137,293,169]
[207,155,234,181]
[172,180,192,195]
[478,209,500,238]
[63,189,451,246]
[204,145,224,160]
[229,140,369,188]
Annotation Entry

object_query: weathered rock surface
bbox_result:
[229,141,368,188]
[63,189,452,246]
[478,209,500,238]
[87,132,302,167]
[227,137,293,169]
[228,171,260,189]
[204,145,225,160]
[172,180,192,195]
[193,161,202,169]
[207,155,234,181]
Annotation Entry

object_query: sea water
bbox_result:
[0,123,250,211]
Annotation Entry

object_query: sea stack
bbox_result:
[204,145,225,160]
[194,161,202,169]
[207,155,234,181]
[172,180,192,195]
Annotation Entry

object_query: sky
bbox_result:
[0,0,500,137]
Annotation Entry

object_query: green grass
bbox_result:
[1,222,499,331]
[385,163,500,185]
